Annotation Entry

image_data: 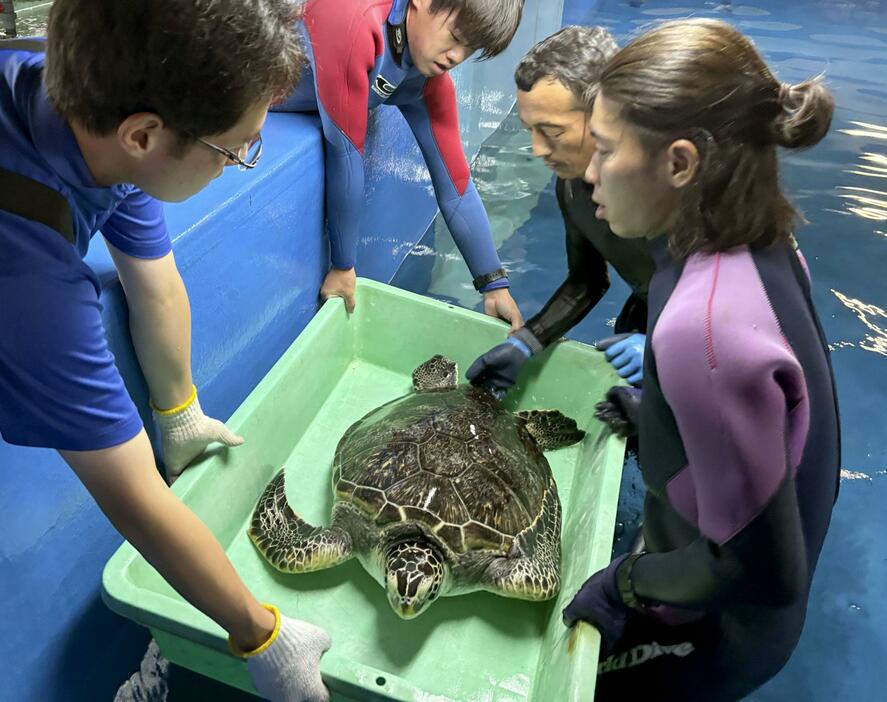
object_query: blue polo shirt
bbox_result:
[0,43,171,450]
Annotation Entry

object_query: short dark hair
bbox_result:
[600,19,834,256]
[430,0,525,59]
[515,26,618,108]
[44,0,305,138]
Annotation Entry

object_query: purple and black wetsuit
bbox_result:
[596,238,841,701]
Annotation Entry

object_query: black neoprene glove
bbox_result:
[467,327,543,397]
[594,386,642,438]
[466,337,531,397]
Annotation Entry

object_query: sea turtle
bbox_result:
[248,355,585,619]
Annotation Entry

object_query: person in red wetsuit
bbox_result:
[561,19,841,701]
[276,0,525,327]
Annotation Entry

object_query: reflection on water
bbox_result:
[841,469,873,481]
[837,186,887,221]
[840,121,887,141]
[832,289,887,356]
[856,152,887,177]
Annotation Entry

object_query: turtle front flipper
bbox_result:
[480,479,561,601]
[516,409,585,450]
[411,355,459,392]
[248,470,353,573]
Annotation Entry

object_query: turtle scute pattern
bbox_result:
[334,389,551,555]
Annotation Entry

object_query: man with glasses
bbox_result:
[192,132,264,171]
[1,2,331,699]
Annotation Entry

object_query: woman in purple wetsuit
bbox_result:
[561,19,841,701]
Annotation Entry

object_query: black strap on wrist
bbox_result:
[473,267,508,292]
[616,553,646,610]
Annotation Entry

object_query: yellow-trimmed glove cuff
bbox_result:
[229,603,281,659]
[151,385,197,416]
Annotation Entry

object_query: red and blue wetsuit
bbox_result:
[276,0,508,291]
[597,238,841,701]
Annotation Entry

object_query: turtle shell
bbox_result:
[333,387,552,554]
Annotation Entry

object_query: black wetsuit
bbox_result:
[595,238,841,701]
[524,178,655,345]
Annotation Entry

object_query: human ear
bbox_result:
[116,113,166,160]
[666,138,700,189]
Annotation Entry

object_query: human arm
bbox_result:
[523,179,609,346]
[107,244,192,408]
[108,244,242,479]
[566,291,811,649]
[467,181,612,391]
[60,432,330,701]
[397,76,522,329]
[305,13,383,310]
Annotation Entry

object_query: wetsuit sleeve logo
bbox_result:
[372,75,397,99]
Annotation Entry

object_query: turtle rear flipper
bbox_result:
[249,470,353,573]
[480,481,561,601]
[517,409,585,450]
[412,355,459,392]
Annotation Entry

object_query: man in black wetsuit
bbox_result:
[467,26,654,394]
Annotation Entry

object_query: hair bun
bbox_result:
[774,77,835,149]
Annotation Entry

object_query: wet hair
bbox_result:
[514,26,619,109]
[430,0,525,59]
[44,0,305,139]
[598,18,834,256]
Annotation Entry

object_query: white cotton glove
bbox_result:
[232,605,331,702]
[152,386,244,481]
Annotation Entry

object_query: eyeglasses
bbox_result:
[191,132,263,171]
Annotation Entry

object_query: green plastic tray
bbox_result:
[102,279,625,701]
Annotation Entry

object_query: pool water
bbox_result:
[394,1,887,700]
[5,1,53,37]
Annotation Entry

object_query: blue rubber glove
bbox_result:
[594,386,642,438]
[466,337,532,398]
[562,554,633,656]
[596,333,645,386]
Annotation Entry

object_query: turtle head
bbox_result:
[384,541,446,619]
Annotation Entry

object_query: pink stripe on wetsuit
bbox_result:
[656,248,809,545]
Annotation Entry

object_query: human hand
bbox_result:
[483,288,523,332]
[153,388,244,482]
[596,333,645,386]
[320,267,357,313]
[238,607,331,702]
[562,554,633,657]
[466,336,533,398]
[594,385,642,438]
